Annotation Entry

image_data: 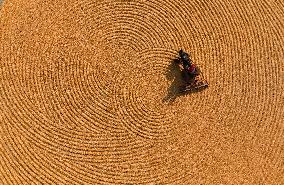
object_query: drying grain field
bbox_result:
[0,0,284,184]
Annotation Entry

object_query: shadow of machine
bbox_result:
[163,58,208,103]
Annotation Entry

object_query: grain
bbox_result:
[0,0,283,184]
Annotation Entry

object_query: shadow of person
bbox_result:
[162,59,185,103]
[163,59,207,104]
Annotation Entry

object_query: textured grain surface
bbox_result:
[0,0,284,184]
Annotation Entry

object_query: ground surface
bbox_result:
[0,0,284,184]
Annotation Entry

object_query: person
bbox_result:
[179,49,191,69]
[178,49,199,82]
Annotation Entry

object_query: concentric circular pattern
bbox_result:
[114,48,178,140]
[1,0,284,184]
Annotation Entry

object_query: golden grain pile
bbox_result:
[0,0,284,184]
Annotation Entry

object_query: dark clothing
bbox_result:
[179,49,193,72]
[179,49,200,83]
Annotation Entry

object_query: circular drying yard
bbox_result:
[0,0,283,184]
